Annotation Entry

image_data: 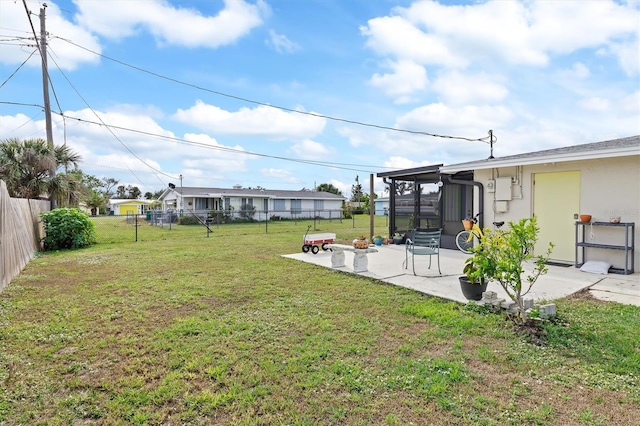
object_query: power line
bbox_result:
[56,37,493,144]
[0,48,37,89]
[45,46,173,183]
[51,111,385,174]
[1,100,405,174]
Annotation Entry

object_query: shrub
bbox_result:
[478,217,553,324]
[40,208,97,250]
[178,215,201,225]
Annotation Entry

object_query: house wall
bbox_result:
[267,199,342,219]
[375,199,389,215]
[175,195,343,220]
[473,155,640,270]
[115,203,147,215]
[162,193,178,209]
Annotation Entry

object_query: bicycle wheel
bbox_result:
[455,230,478,254]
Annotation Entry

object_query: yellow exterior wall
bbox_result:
[474,155,639,268]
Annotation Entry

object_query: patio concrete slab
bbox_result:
[283,244,640,306]
[589,277,640,306]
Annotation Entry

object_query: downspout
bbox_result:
[446,175,485,229]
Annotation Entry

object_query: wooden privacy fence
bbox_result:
[0,180,49,292]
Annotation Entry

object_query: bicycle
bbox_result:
[455,213,504,254]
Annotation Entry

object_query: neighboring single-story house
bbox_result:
[108,199,153,216]
[374,197,389,215]
[157,186,346,220]
[379,135,639,273]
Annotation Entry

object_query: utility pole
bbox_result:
[369,174,374,243]
[39,4,56,209]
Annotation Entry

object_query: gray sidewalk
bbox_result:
[283,245,640,306]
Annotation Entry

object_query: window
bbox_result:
[291,199,301,214]
[241,198,253,207]
[195,198,208,210]
[314,200,324,211]
[224,197,230,211]
[273,199,285,211]
[263,199,268,211]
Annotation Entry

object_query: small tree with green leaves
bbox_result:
[477,217,553,324]
[40,208,96,250]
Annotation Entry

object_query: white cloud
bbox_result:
[396,103,514,137]
[172,101,326,139]
[0,1,100,70]
[261,168,299,184]
[432,71,509,105]
[288,139,335,160]
[557,62,591,80]
[361,1,640,84]
[74,0,268,48]
[0,113,43,140]
[361,15,468,68]
[528,1,639,55]
[609,37,640,76]
[181,133,249,174]
[620,91,640,114]
[335,127,371,148]
[67,108,176,154]
[382,156,431,170]
[368,60,429,102]
[266,30,300,53]
[323,179,350,197]
[580,97,611,111]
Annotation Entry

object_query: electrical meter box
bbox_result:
[495,177,512,201]
[486,180,495,193]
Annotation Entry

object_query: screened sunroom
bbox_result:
[377,165,484,250]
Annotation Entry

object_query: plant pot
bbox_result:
[459,276,488,301]
[393,237,403,245]
[352,239,369,249]
[579,214,592,223]
[373,237,383,246]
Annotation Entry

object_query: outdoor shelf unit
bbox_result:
[575,221,635,275]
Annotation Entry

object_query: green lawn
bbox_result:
[0,217,638,425]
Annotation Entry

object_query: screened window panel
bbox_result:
[291,199,302,214]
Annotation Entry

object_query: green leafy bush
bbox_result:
[40,208,97,250]
[178,215,201,225]
[476,217,553,324]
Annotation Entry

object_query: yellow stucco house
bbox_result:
[108,199,153,216]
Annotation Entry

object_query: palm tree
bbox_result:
[84,190,106,216]
[0,138,82,204]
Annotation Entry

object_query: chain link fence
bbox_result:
[90,209,388,244]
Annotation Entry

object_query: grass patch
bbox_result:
[1,217,638,424]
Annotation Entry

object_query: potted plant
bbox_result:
[392,232,404,245]
[459,250,488,301]
[373,235,383,246]
[352,235,369,249]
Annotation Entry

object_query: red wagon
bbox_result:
[302,225,335,254]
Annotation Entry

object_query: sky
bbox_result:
[1,0,639,198]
